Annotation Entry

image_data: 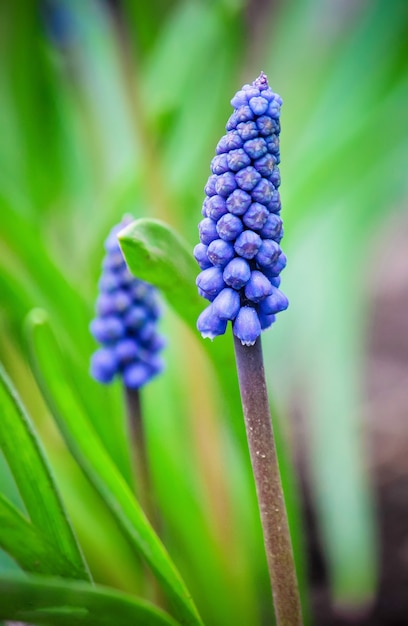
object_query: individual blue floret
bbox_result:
[259,214,283,240]
[254,153,277,176]
[248,96,269,116]
[196,266,226,299]
[251,179,275,203]
[223,258,251,289]
[235,166,261,191]
[90,316,124,343]
[212,288,241,320]
[255,239,281,268]
[259,287,289,315]
[198,218,218,245]
[226,189,252,215]
[90,215,165,389]
[227,149,251,172]
[204,175,218,196]
[216,132,243,154]
[207,239,236,267]
[194,243,212,269]
[197,305,228,340]
[234,230,262,259]
[215,172,237,197]
[243,203,269,230]
[206,195,228,220]
[195,72,288,344]
[216,213,244,241]
[233,306,262,346]
[244,271,273,303]
[90,348,117,384]
[237,121,259,141]
[243,137,268,159]
[211,154,229,175]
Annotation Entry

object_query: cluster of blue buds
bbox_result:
[194,72,288,346]
[90,216,165,389]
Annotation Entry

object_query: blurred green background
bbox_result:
[0,0,407,624]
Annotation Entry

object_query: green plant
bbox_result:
[1,1,407,624]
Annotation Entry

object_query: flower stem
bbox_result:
[233,336,303,626]
[124,387,155,527]
[124,387,165,606]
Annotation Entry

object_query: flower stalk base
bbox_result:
[233,336,303,626]
[124,387,155,525]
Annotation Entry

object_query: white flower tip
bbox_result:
[241,339,256,346]
[200,331,215,341]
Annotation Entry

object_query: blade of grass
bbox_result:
[0,362,90,582]
[0,492,81,577]
[0,573,180,626]
[26,310,203,626]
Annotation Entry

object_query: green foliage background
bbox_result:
[0,0,407,624]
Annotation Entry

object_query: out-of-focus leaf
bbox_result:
[0,492,78,577]
[141,1,244,222]
[119,218,202,330]
[0,190,133,487]
[58,0,139,184]
[26,310,203,626]
[0,191,92,352]
[142,2,228,118]
[0,3,65,210]
[118,219,246,447]
[0,363,90,582]
[0,573,180,626]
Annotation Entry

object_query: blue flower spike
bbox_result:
[202,75,302,625]
[90,215,165,389]
[195,72,288,346]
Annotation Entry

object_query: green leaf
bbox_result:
[118,218,245,444]
[26,310,203,626]
[0,362,90,582]
[0,492,78,577]
[0,193,133,488]
[0,573,180,626]
[118,218,202,331]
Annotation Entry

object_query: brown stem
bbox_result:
[124,387,165,607]
[233,335,303,626]
[124,387,155,525]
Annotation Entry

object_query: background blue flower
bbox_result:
[90,216,165,389]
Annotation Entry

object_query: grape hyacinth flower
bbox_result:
[90,216,165,528]
[195,71,288,346]
[195,75,302,625]
[90,215,165,390]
